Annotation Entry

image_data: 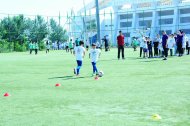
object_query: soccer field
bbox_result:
[0,48,190,126]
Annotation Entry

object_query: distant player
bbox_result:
[69,39,74,54]
[29,41,33,54]
[85,39,90,51]
[65,41,69,52]
[46,41,50,53]
[34,42,39,55]
[73,41,85,76]
[89,43,101,76]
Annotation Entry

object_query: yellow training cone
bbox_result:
[152,114,162,120]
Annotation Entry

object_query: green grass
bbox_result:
[0,48,190,126]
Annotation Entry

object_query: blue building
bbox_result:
[72,0,190,45]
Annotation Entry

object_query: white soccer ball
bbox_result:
[98,71,104,77]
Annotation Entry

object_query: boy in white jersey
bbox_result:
[89,43,101,76]
[73,41,85,76]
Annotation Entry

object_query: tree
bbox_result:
[49,18,68,50]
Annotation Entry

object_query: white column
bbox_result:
[113,6,119,46]
[172,0,180,33]
[150,1,157,39]
[132,3,137,31]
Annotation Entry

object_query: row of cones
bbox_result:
[2,83,61,97]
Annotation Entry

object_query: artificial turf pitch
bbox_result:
[0,48,190,126]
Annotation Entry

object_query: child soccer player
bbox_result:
[89,43,101,76]
[143,39,148,58]
[73,41,85,76]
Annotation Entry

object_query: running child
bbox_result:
[73,41,85,76]
[89,43,101,76]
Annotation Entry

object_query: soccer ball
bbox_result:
[98,71,104,77]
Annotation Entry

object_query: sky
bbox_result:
[0,0,93,17]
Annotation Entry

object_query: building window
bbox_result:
[120,22,132,28]
[180,29,190,34]
[180,8,190,14]
[120,14,133,20]
[158,10,174,16]
[180,17,190,23]
[138,12,152,18]
[139,20,152,27]
[159,18,173,25]
[123,33,130,37]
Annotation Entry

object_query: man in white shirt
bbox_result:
[73,41,85,76]
[89,43,101,76]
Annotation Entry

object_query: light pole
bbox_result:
[95,0,101,44]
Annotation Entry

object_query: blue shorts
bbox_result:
[143,48,148,52]
[77,60,82,67]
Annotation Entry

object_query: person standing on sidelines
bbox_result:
[162,31,168,60]
[168,34,175,56]
[139,35,145,57]
[177,30,183,57]
[187,37,190,55]
[117,31,125,60]
[73,41,85,76]
[85,39,90,51]
[75,38,80,47]
[69,39,74,54]
[89,43,101,76]
[147,37,153,58]
[65,41,69,53]
[29,41,33,54]
[153,34,160,57]
[46,41,50,53]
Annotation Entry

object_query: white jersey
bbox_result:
[143,42,148,49]
[74,46,85,61]
[90,49,101,62]
[188,37,190,47]
[138,37,145,47]
[183,35,188,48]
[168,37,175,49]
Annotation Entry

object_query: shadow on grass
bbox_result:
[140,59,160,62]
[100,59,118,62]
[48,75,92,80]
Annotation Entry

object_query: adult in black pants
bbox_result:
[177,30,183,57]
[117,31,125,60]
[102,36,109,52]
[153,34,160,57]
[147,37,153,58]
[162,31,168,60]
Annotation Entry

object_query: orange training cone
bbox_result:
[95,76,99,80]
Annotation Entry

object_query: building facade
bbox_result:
[72,0,190,45]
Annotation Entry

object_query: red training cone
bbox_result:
[55,83,61,87]
[94,76,99,80]
[4,93,10,97]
